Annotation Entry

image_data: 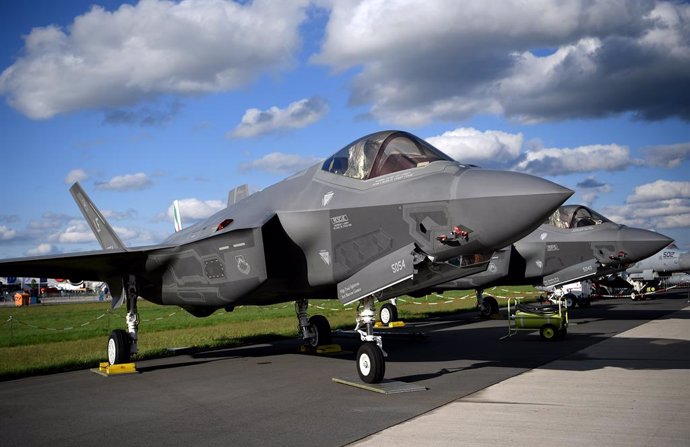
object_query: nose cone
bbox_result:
[618,228,674,263]
[455,169,573,252]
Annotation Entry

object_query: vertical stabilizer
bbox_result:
[173,200,183,232]
[227,184,251,207]
[69,182,126,250]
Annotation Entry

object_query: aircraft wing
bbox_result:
[0,249,148,281]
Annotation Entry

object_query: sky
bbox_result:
[0,0,688,261]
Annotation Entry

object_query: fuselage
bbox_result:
[122,131,574,312]
[434,205,672,291]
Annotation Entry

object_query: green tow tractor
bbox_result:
[502,298,568,341]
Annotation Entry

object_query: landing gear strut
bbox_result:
[107,275,139,365]
[295,299,332,348]
[477,289,498,319]
[355,296,385,383]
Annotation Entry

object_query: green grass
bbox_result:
[0,286,540,379]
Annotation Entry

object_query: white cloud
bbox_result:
[0,225,17,241]
[514,144,638,176]
[240,152,322,173]
[54,221,97,244]
[166,198,225,224]
[575,176,612,206]
[64,168,89,185]
[95,173,152,191]
[314,1,690,124]
[27,243,59,256]
[604,180,690,230]
[231,97,329,138]
[643,142,690,168]
[627,180,690,203]
[426,128,522,165]
[0,0,308,119]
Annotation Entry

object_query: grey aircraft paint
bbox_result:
[0,130,573,381]
[432,204,673,292]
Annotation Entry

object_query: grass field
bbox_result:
[0,286,541,380]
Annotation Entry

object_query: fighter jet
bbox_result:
[0,130,572,383]
[389,204,672,318]
[624,243,690,294]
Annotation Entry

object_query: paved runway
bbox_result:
[1,290,688,446]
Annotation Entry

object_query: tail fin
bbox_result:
[227,184,251,207]
[172,199,183,232]
[69,182,126,250]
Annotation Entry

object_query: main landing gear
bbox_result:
[107,275,139,365]
[476,289,498,319]
[295,299,332,348]
[295,296,386,383]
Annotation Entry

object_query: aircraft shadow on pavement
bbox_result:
[136,295,687,383]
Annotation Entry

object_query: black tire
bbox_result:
[107,329,131,365]
[379,303,398,325]
[540,324,558,341]
[308,315,331,347]
[563,293,577,309]
[479,295,499,319]
[357,342,385,384]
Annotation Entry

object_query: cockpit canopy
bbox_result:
[545,205,612,229]
[322,130,454,180]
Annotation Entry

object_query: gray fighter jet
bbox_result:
[391,204,672,318]
[624,243,690,293]
[0,130,572,383]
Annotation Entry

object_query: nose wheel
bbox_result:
[355,296,387,383]
[357,342,385,383]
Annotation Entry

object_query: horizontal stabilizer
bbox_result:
[70,182,125,250]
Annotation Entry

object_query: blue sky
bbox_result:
[0,0,688,260]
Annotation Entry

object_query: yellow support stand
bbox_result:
[299,344,342,354]
[91,362,138,377]
[374,321,406,328]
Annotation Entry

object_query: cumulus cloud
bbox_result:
[95,173,152,191]
[65,168,89,185]
[0,0,307,119]
[575,176,612,205]
[514,143,639,176]
[240,152,322,173]
[231,97,329,138]
[54,221,97,244]
[642,142,690,168]
[166,198,224,224]
[627,180,690,203]
[0,225,17,241]
[604,180,690,230]
[426,128,522,166]
[314,0,690,125]
[27,243,59,256]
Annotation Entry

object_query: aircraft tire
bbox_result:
[540,324,558,341]
[479,296,499,319]
[563,293,576,309]
[308,315,331,347]
[379,303,398,325]
[357,342,385,384]
[108,329,131,365]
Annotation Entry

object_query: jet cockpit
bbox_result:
[321,130,454,180]
[546,205,611,229]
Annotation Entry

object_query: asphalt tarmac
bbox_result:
[1,290,688,447]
